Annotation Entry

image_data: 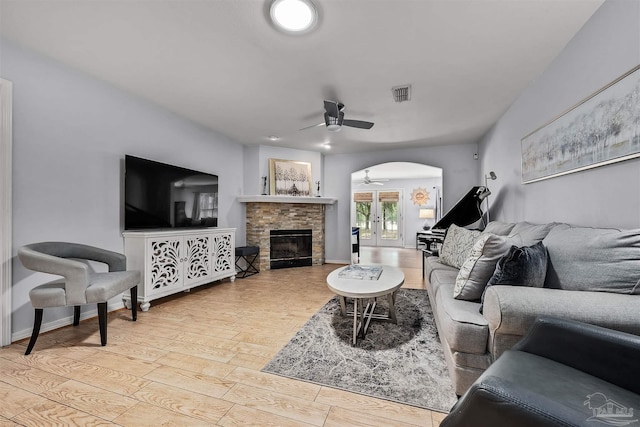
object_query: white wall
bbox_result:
[2,40,246,339]
[325,142,479,262]
[478,0,640,228]
[394,177,442,241]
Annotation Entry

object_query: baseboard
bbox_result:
[324,259,350,264]
[11,300,125,343]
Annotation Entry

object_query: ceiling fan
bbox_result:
[300,100,375,132]
[355,170,388,186]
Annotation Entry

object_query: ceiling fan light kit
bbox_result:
[325,112,343,132]
[301,100,375,133]
[269,0,318,34]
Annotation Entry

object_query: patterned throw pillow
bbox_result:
[453,233,522,301]
[439,224,482,269]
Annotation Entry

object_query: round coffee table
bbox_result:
[326,264,405,345]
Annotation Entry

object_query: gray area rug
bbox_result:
[262,288,457,412]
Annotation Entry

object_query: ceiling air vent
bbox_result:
[392,85,411,102]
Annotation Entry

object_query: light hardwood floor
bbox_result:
[0,247,448,426]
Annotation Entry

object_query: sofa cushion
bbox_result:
[453,234,522,301]
[430,268,459,298]
[543,224,640,294]
[436,283,489,355]
[483,221,516,236]
[439,224,482,269]
[426,256,459,275]
[509,221,557,246]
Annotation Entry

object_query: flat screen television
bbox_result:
[124,155,218,230]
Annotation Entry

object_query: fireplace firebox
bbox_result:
[270,229,312,269]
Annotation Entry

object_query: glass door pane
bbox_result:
[380,201,398,240]
[355,201,373,240]
[376,190,402,247]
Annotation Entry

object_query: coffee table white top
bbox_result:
[326,264,405,298]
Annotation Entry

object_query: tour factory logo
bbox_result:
[584,392,638,425]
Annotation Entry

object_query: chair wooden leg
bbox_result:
[73,306,81,326]
[130,286,138,321]
[98,302,107,346]
[25,309,43,355]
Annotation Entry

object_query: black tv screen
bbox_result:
[124,155,218,230]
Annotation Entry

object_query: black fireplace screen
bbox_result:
[270,229,312,269]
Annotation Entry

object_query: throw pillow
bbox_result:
[439,224,482,269]
[479,241,548,312]
[453,233,523,301]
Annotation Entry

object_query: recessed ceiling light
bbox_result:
[270,0,318,34]
[268,135,280,141]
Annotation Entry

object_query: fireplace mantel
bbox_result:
[237,195,336,204]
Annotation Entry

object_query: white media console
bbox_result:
[122,228,236,311]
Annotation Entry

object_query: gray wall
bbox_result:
[325,143,479,262]
[478,0,640,228]
[2,40,246,338]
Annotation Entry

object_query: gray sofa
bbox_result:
[425,221,640,396]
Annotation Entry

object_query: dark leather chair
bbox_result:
[441,316,640,427]
[18,242,140,355]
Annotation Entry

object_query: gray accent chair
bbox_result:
[18,242,140,355]
[441,317,640,427]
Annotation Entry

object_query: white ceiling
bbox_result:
[0,0,604,155]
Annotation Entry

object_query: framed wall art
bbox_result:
[521,64,640,184]
[269,158,312,196]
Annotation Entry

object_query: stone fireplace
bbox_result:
[243,199,329,271]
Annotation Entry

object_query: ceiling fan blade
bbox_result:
[324,100,340,118]
[371,181,385,186]
[343,119,374,129]
[299,122,325,131]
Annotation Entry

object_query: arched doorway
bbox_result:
[351,162,442,249]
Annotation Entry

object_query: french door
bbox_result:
[353,190,403,247]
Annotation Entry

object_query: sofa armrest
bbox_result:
[514,317,640,395]
[483,285,640,338]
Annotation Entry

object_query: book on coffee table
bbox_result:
[338,265,383,280]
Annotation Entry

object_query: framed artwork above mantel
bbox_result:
[521,64,640,184]
[269,158,312,196]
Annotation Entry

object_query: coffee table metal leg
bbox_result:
[388,291,397,324]
[339,295,347,316]
[362,299,376,338]
[346,292,398,345]
[352,298,359,345]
